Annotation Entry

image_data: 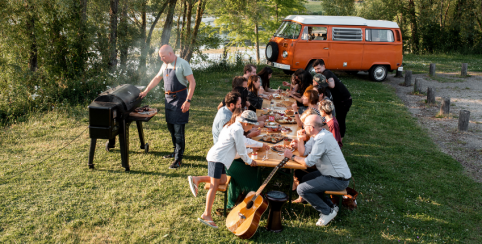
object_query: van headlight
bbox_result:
[282,51,288,58]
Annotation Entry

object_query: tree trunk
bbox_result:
[255,21,260,65]
[184,0,207,62]
[146,1,169,52]
[458,110,470,131]
[160,0,179,46]
[26,2,37,72]
[109,0,119,72]
[404,70,412,86]
[440,97,450,115]
[181,0,194,58]
[429,63,436,76]
[179,0,187,53]
[175,3,183,49]
[427,87,436,104]
[119,0,128,71]
[138,0,147,72]
[408,0,419,53]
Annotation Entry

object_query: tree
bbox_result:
[321,0,355,16]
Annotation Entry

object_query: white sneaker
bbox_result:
[316,209,337,226]
[333,205,339,213]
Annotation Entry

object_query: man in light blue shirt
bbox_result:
[284,115,351,227]
[212,91,242,144]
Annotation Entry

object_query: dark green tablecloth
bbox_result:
[226,159,260,208]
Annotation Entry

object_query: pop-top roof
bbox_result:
[284,15,399,28]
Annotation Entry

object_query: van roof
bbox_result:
[284,15,399,28]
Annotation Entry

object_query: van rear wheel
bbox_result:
[369,65,388,82]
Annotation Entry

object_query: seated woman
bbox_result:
[290,70,313,114]
[222,109,270,213]
[218,76,250,110]
[319,99,343,148]
[258,67,280,95]
[247,75,264,112]
[292,86,321,127]
[314,85,335,118]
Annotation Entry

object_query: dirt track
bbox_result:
[384,71,482,182]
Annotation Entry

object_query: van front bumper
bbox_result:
[267,61,290,70]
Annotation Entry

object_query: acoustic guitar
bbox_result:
[226,157,290,239]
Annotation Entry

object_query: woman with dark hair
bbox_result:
[289,70,312,113]
[292,86,321,127]
[257,67,278,93]
[247,75,264,111]
[217,76,250,110]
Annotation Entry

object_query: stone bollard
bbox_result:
[404,70,412,86]
[461,63,468,77]
[429,63,436,76]
[440,97,450,115]
[458,110,470,131]
[427,87,436,104]
[414,78,422,93]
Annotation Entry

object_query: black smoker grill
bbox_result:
[88,84,154,171]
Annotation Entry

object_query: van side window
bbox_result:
[365,29,394,42]
[302,26,328,41]
[332,28,362,41]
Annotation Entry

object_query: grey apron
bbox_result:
[163,58,189,124]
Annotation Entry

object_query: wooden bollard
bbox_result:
[461,63,468,77]
[458,110,470,131]
[440,97,450,115]
[404,70,412,86]
[427,87,435,104]
[414,78,422,93]
[429,63,436,76]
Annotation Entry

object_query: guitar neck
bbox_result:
[254,157,288,198]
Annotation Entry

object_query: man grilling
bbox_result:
[140,44,196,169]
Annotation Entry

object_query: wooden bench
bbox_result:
[325,189,348,210]
[204,176,232,216]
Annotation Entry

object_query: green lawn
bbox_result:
[1,65,481,243]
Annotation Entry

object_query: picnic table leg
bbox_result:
[288,169,293,213]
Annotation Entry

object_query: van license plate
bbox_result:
[273,62,290,70]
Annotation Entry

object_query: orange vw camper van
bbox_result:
[265,15,403,81]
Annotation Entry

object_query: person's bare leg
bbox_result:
[192,176,210,196]
[201,177,220,227]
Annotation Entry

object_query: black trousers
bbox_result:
[335,98,352,138]
[166,123,185,161]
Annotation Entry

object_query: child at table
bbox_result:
[187,110,260,229]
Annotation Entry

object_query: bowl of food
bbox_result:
[265,122,279,128]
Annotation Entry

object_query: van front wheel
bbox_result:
[369,65,388,82]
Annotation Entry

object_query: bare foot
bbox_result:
[200,214,218,228]
[293,197,304,203]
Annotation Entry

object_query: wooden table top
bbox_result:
[247,95,307,170]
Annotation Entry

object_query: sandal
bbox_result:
[197,216,218,229]
[188,176,197,197]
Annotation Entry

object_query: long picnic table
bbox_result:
[246,95,307,211]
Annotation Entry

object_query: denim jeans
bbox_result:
[166,123,185,161]
[297,171,349,215]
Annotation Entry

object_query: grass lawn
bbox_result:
[403,53,482,74]
[1,65,482,243]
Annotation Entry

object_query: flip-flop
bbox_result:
[188,176,197,197]
[197,217,218,229]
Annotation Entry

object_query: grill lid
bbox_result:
[94,84,142,112]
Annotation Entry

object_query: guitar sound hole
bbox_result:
[246,201,254,209]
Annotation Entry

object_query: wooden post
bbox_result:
[414,78,422,93]
[404,70,412,86]
[458,110,470,131]
[461,63,468,77]
[427,87,435,104]
[440,97,450,115]
[429,63,436,76]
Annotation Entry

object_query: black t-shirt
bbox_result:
[322,70,351,105]
[222,87,248,108]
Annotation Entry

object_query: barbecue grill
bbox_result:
[88,84,156,171]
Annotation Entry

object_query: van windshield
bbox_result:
[275,22,302,39]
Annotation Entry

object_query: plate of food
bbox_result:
[284,109,294,116]
[265,121,279,128]
[272,94,281,99]
[271,144,295,153]
[276,116,296,124]
[260,133,286,144]
[280,127,292,134]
